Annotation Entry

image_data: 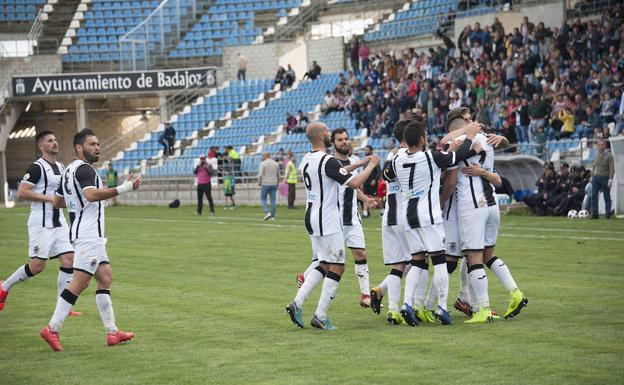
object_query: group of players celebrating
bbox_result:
[0,128,140,351]
[287,107,528,330]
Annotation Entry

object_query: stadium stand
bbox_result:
[0,0,43,22]
[111,78,274,175]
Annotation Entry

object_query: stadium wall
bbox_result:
[0,55,62,86]
[454,1,565,38]
[222,37,345,82]
[5,109,159,185]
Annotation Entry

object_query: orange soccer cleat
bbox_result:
[107,330,135,346]
[40,326,63,352]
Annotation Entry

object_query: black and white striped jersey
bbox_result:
[382,148,406,227]
[338,157,361,227]
[299,151,354,236]
[21,158,68,228]
[391,140,472,229]
[56,159,105,242]
[456,133,497,210]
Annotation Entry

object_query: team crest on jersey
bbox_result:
[23,173,30,181]
[339,168,348,175]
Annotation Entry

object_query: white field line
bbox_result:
[107,216,624,242]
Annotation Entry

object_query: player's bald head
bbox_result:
[306,121,326,141]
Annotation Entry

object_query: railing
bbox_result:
[28,8,45,45]
[165,70,218,119]
[499,137,605,167]
[118,0,201,71]
[99,114,161,161]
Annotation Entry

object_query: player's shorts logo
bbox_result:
[450,242,457,252]
[338,249,345,258]
[33,245,39,254]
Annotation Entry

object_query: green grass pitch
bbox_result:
[0,205,623,385]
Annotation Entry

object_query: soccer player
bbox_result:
[40,129,140,351]
[330,128,374,308]
[286,121,380,330]
[370,120,426,326]
[391,118,480,326]
[444,108,528,322]
[0,131,79,316]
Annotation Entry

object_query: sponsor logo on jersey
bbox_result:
[403,189,425,199]
[308,193,318,201]
[389,184,400,193]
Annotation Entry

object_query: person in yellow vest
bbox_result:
[284,154,297,208]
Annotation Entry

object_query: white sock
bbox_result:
[49,289,77,332]
[96,289,118,334]
[468,264,490,309]
[403,267,418,308]
[487,257,518,292]
[303,260,319,278]
[387,270,403,312]
[424,281,437,310]
[410,261,429,308]
[377,275,389,295]
[294,266,324,308]
[431,257,449,311]
[458,258,470,302]
[315,272,341,320]
[57,268,73,297]
[354,261,370,294]
[3,264,34,291]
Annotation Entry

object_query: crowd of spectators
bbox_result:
[326,8,624,152]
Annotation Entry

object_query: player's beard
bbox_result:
[323,135,331,148]
[84,148,100,163]
[336,144,350,156]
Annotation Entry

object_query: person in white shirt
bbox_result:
[0,131,78,316]
[286,122,379,331]
[40,129,140,352]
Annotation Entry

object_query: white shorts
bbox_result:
[443,217,461,257]
[459,207,489,251]
[409,223,446,253]
[382,225,411,265]
[485,204,500,248]
[28,226,73,259]
[310,232,346,264]
[73,238,109,275]
[343,224,366,249]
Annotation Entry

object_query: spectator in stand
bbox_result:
[194,155,215,216]
[283,65,296,88]
[274,66,285,87]
[514,97,530,143]
[361,146,380,218]
[294,110,309,133]
[158,123,176,156]
[528,93,550,142]
[556,107,575,139]
[350,39,360,75]
[285,112,297,134]
[359,41,370,72]
[590,140,615,219]
[258,152,280,221]
[614,91,624,136]
[321,91,339,115]
[302,60,321,81]
[237,53,247,81]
